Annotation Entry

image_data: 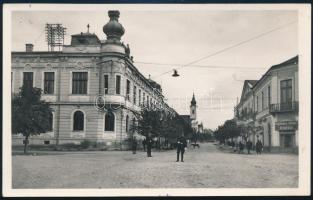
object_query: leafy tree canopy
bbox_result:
[12,86,53,138]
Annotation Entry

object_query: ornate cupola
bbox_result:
[103,10,125,42]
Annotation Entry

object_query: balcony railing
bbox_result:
[269,101,299,113]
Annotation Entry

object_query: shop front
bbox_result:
[276,121,298,152]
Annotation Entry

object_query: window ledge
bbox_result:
[70,131,86,138]
[69,95,90,102]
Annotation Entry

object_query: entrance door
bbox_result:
[280,132,295,148]
[284,134,293,147]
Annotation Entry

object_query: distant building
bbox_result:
[235,56,298,153]
[180,93,203,134]
[190,93,198,130]
[198,123,204,134]
[11,10,176,147]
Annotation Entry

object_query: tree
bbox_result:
[198,129,214,142]
[12,85,53,154]
[134,108,192,149]
[213,119,241,144]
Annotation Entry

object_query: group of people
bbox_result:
[229,139,263,154]
[130,136,188,162]
[131,137,157,157]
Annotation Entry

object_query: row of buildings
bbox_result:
[234,56,298,153]
[11,10,195,147]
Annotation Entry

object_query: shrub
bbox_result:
[80,140,92,149]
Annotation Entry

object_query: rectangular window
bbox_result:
[133,85,137,104]
[268,85,271,107]
[104,75,109,94]
[143,92,145,106]
[126,79,130,100]
[116,75,121,94]
[23,72,33,89]
[138,89,141,106]
[44,72,55,94]
[72,72,88,94]
[280,79,292,103]
[256,96,259,112]
[261,91,264,110]
[147,95,149,108]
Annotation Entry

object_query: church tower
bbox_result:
[190,93,197,120]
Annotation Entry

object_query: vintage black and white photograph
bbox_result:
[2,3,311,197]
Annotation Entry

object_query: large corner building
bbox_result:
[11,10,175,146]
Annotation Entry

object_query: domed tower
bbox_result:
[103,10,125,42]
[190,93,197,120]
[101,10,127,54]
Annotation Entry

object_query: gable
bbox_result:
[239,81,252,103]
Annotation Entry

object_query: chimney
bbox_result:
[26,44,34,52]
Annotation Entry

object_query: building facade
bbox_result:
[11,10,175,147]
[235,56,299,152]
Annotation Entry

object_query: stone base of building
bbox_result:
[12,137,143,151]
[263,146,298,154]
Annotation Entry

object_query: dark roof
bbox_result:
[271,55,298,69]
[253,55,298,89]
[246,80,258,87]
[71,32,101,46]
[180,115,191,122]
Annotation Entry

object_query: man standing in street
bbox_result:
[176,136,187,162]
[238,140,244,154]
[246,139,252,154]
[146,136,153,157]
[132,136,137,154]
[142,138,146,152]
[256,139,263,155]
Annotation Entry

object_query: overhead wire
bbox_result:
[149,20,297,79]
[134,61,268,71]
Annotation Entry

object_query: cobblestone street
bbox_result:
[12,143,298,188]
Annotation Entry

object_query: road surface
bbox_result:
[12,142,298,188]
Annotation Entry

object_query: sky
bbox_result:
[11,9,298,130]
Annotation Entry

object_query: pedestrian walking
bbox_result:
[256,139,263,155]
[176,136,187,162]
[142,138,146,151]
[246,140,252,154]
[132,137,137,154]
[146,137,153,157]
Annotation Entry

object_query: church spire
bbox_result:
[191,93,196,105]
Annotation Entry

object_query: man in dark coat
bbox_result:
[238,141,244,154]
[132,137,137,154]
[246,140,252,154]
[146,137,153,157]
[142,138,146,151]
[256,139,263,155]
[176,136,187,162]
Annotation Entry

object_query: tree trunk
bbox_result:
[24,135,29,154]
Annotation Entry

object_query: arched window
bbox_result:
[105,112,115,131]
[73,110,84,131]
[126,115,129,132]
[47,112,53,131]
